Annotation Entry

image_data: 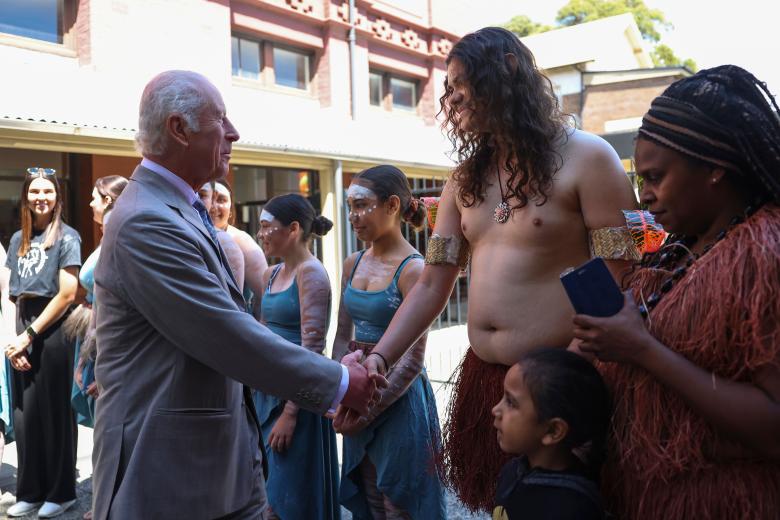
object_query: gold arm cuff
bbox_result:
[425,234,470,269]
[590,226,641,261]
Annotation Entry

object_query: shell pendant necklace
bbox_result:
[493,171,511,223]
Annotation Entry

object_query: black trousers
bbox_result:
[12,297,77,503]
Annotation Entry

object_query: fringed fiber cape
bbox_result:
[601,204,780,519]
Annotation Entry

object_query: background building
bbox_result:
[522,13,692,172]
[0,0,470,350]
[0,4,685,382]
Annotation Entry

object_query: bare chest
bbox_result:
[460,175,582,250]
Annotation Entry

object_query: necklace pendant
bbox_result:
[494,201,510,223]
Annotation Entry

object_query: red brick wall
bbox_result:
[581,76,680,134]
[561,93,581,120]
[75,0,91,65]
[318,27,334,108]
[420,64,436,125]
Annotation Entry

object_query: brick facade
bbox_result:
[580,76,680,134]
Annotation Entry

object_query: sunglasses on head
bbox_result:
[26,167,57,178]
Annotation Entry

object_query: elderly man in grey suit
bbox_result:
[92,71,380,519]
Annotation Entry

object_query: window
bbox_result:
[231,35,313,92]
[390,77,417,110]
[273,46,310,90]
[0,0,64,43]
[369,72,383,107]
[369,70,419,112]
[232,36,262,80]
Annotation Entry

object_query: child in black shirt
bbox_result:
[492,348,611,519]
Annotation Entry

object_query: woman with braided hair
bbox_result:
[572,65,780,519]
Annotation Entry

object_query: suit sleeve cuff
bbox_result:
[329,364,349,414]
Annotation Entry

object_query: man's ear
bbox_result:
[166,114,190,148]
[541,418,569,446]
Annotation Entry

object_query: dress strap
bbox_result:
[267,264,283,291]
[391,253,423,285]
[347,250,368,284]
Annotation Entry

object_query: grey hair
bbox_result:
[135,70,208,156]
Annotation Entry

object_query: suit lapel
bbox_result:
[131,166,245,302]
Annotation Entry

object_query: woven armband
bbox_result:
[425,234,470,269]
[589,226,641,261]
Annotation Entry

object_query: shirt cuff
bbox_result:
[329,364,350,414]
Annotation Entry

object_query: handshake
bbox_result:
[332,349,391,436]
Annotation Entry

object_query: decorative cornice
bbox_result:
[285,0,314,14]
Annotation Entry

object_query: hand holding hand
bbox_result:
[572,290,657,365]
[341,350,380,415]
[332,405,370,436]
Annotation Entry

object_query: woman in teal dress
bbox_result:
[68,175,128,429]
[333,165,446,519]
[253,193,340,520]
[0,242,15,451]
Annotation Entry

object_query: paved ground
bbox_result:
[0,380,488,519]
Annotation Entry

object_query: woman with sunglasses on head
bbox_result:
[253,194,340,520]
[4,168,81,518]
[572,66,780,519]
[211,179,268,312]
[332,165,446,519]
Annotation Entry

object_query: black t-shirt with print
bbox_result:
[493,457,605,520]
[5,224,81,300]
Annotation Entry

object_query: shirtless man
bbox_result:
[362,27,639,511]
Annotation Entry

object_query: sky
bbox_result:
[442,0,780,96]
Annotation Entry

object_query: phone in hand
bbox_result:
[560,257,624,317]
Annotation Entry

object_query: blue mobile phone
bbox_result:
[560,257,624,317]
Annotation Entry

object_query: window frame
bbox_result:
[368,69,420,114]
[271,43,312,91]
[0,0,78,56]
[231,33,315,95]
[232,34,263,81]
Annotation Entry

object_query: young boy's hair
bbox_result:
[518,348,612,479]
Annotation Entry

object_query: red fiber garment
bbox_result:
[601,204,780,519]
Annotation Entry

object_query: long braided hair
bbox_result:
[638,64,780,205]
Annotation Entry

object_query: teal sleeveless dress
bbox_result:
[253,264,341,520]
[70,245,100,427]
[340,251,446,519]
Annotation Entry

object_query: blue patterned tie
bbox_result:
[192,199,218,240]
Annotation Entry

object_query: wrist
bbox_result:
[367,351,389,374]
[634,335,664,369]
[25,325,38,342]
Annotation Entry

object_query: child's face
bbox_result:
[492,364,548,455]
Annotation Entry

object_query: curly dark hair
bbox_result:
[441,27,569,210]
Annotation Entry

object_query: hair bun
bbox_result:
[311,215,333,236]
[402,198,428,230]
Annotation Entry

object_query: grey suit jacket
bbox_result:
[92,165,343,520]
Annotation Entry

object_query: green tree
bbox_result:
[651,43,698,71]
[503,0,697,71]
[503,15,552,37]
[555,0,670,42]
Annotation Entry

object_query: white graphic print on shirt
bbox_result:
[18,243,48,279]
